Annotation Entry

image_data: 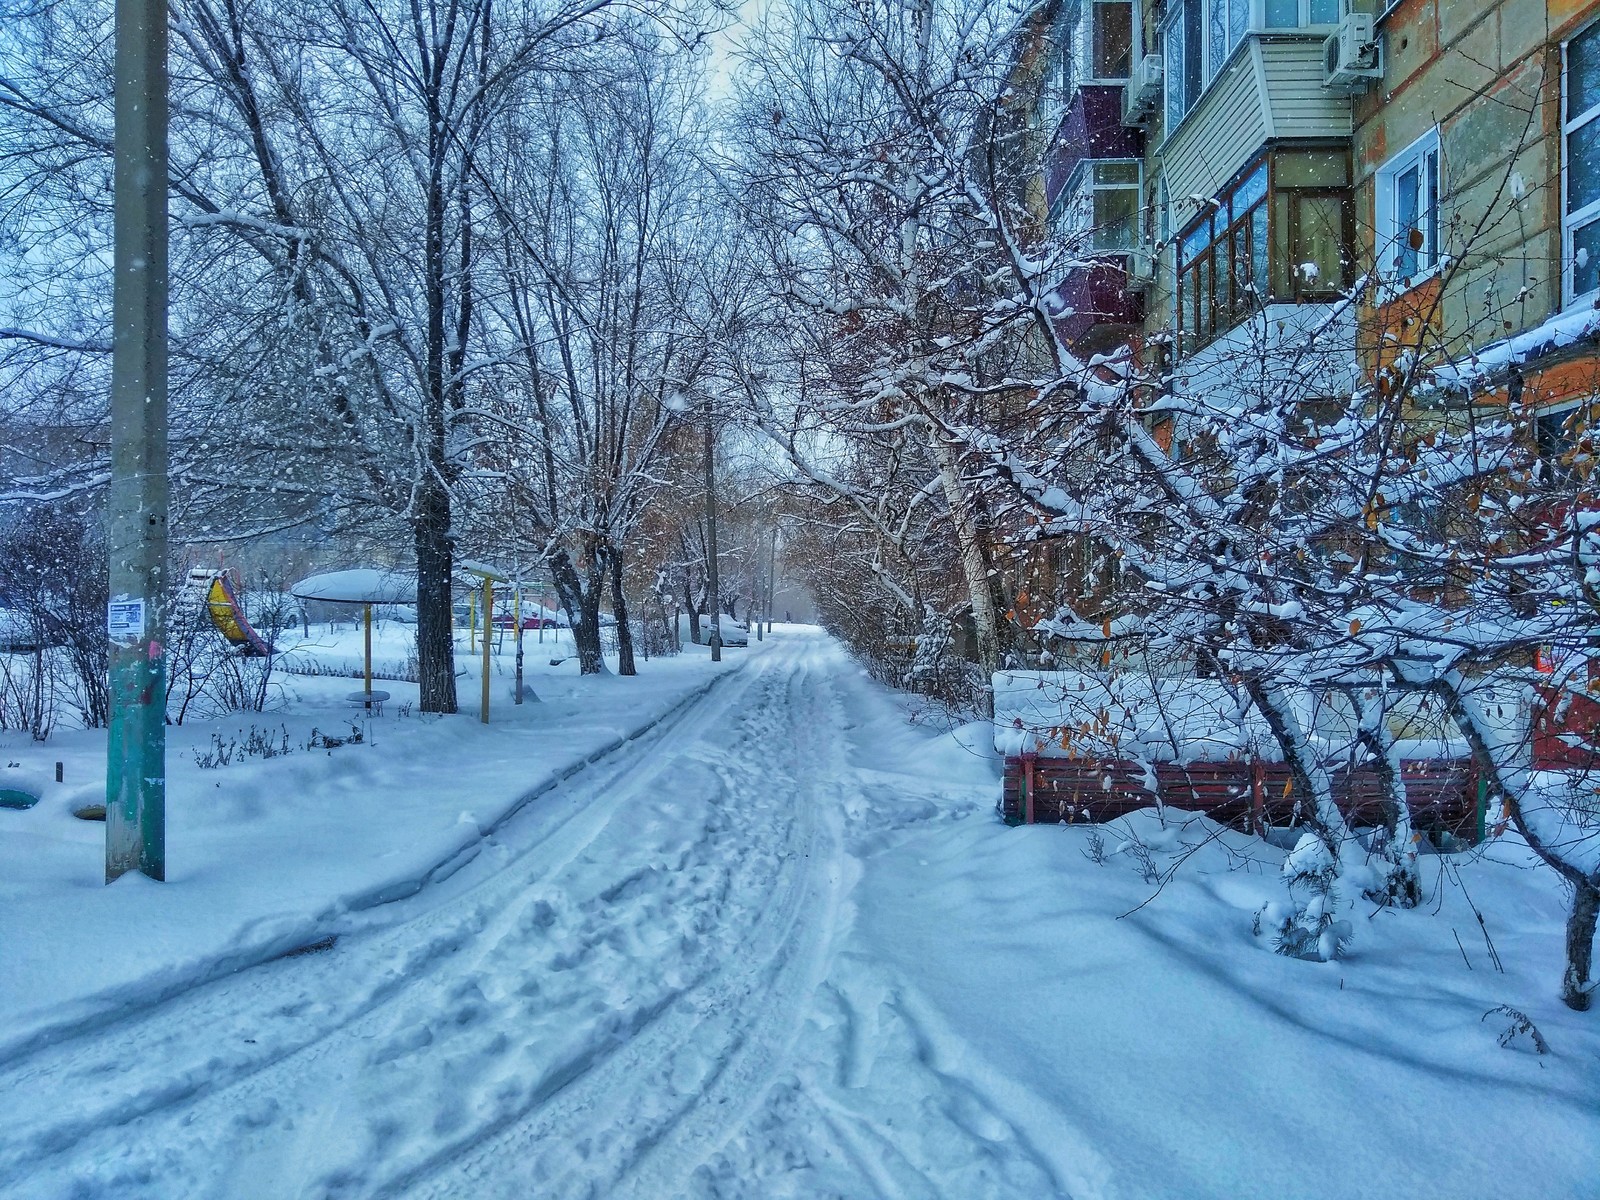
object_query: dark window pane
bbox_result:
[1236,161,1268,211]
[1230,0,1249,46]
[1251,205,1269,300]
[1570,117,1600,213]
[1424,148,1440,268]
[1095,1,1134,78]
[1395,164,1419,277]
[1165,19,1185,128]
[1574,215,1600,296]
[1216,237,1233,317]
[1209,0,1228,76]
[1309,0,1338,22]
[1184,0,1204,108]
[1571,23,1600,118]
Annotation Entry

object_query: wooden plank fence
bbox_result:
[1000,754,1484,844]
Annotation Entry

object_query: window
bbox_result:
[1174,149,1351,350]
[1566,21,1600,303]
[1264,0,1340,25]
[1537,401,1597,480]
[1163,0,1255,131]
[1057,160,1143,251]
[1070,0,1135,83]
[1375,129,1441,288]
[1091,0,1135,79]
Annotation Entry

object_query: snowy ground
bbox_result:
[2,628,1596,1198]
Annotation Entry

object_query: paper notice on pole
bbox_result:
[107,598,146,646]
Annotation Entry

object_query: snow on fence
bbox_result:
[993,670,1486,844]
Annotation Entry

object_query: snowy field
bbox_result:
[1,628,1596,1198]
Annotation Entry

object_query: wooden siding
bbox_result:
[1161,51,1265,205]
[1259,37,1353,140]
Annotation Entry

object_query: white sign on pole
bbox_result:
[107,598,146,646]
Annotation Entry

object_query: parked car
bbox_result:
[490,604,561,631]
[715,620,749,647]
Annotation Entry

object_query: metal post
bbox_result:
[480,577,492,723]
[106,0,169,884]
[363,604,373,700]
[513,583,524,704]
[705,420,721,663]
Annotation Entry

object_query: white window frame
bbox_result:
[1057,159,1145,252]
[1565,20,1600,307]
[1074,0,1138,84]
[1373,127,1442,294]
[1261,0,1342,29]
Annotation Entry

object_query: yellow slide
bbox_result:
[191,569,272,656]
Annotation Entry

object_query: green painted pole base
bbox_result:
[106,652,166,882]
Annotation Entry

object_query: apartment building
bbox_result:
[1040,0,1600,423]
[1355,0,1600,462]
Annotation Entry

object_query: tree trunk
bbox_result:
[930,427,1002,717]
[1244,677,1354,860]
[609,546,636,677]
[1564,879,1598,1011]
[414,477,457,713]
[1352,694,1421,908]
[549,548,605,675]
[766,527,778,634]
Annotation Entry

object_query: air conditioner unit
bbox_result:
[1121,54,1163,126]
[1323,12,1381,92]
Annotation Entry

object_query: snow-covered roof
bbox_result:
[291,568,416,605]
[993,669,1281,764]
[1431,302,1600,391]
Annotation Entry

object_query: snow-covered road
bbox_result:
[2,633,1039,1198]
[8,630,1596,1199]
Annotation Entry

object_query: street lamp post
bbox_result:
[105,0,169,883]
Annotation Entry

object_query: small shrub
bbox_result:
[1482,1005,1550,1054]
[308,724,365,751]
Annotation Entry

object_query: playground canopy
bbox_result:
[290,569,417,606]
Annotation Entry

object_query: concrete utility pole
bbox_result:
[105,0,169,883]
[705,421,721,663]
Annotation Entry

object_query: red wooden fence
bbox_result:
[1000,754,1484,844]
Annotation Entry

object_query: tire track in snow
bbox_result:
[683,653,1093,1200]
[0,648,793,1198]
[386,639,851,1200]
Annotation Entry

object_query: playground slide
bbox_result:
[192,569,272,657]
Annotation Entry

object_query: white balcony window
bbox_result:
[1058,160,1144,252]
